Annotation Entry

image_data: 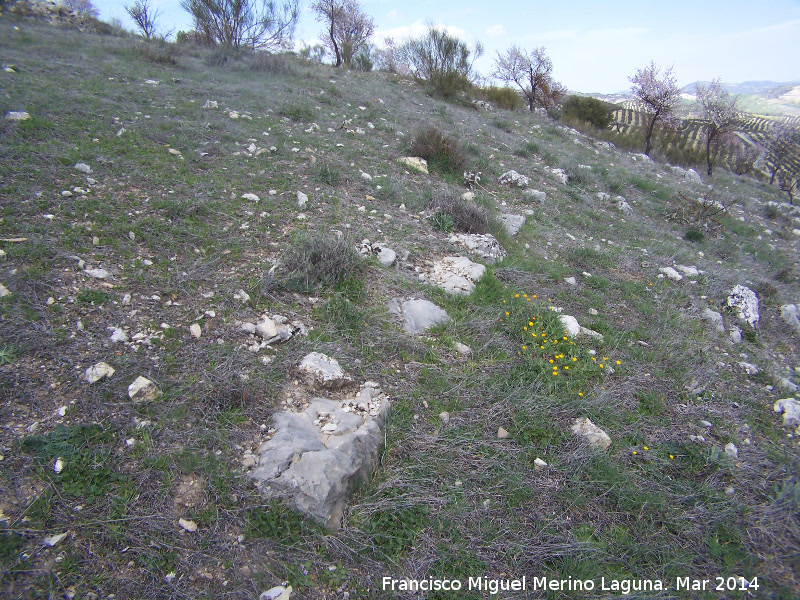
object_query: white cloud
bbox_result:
[387,10,398,19]
[374,20,471,44]
[486,25,506,38]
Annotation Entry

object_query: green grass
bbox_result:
[0,15,799,600]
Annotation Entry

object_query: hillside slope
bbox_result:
[2,20,800,600]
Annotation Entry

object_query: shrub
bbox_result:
[481,86,524,111]
[684,228,705,243]
[409,126,467,175]
[561,95,615,129]
[400,25,483,98]
[279,101,314,122]
[138,38,180,65]
[491,118,513,133]
[278,233,362,290]
[243,51,296,74]
[426,187,496,235]
[313,160,343,186]
[514,140,540,158]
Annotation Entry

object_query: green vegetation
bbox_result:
[0,14,798,600]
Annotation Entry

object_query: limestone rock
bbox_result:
[297,191,308,207]
[727,285,759,328]
[614,196,632,214]
[109,328,128,343]
[549,168,568,185]
[202,100,218,109]
[392,299,449,335]
[74,162,92,174]
[533,458,547,470]
[676,265,702,277]
[189,323,202,338]
[781,304,800,336]
[774,398,800,429]
[84,268,109,279]
[252,383,390,529]
[702,308,725,333]
[449,233,506,263]
[524,189,546,204]
[85,362,115,383]
[6,111,30,121]
[298,352,352,388]
[500,213,526,235]
[0,283,10,297]
[729,325,742,344]
[724,443,738,459]
[241,193,260,202]
[497,427,510,439]
[685,169,702,183]
[429,256,486,295]
[397,157,428,174]
[499,170,529,188]
[375,245,396,266]
[571,417,611,450]
[659,267,683,281]
[255,317,278,340]
[260,586,292,600]
[454,342,471,355]
[738,362,759,375]
[559,315,581,337]
[128,376,162,403]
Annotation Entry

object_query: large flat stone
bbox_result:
[397,299,450,335]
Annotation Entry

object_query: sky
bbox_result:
[93,0,800,94]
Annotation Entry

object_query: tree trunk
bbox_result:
[706,134,713,176]
[644,110,660,156]
[329,21,341,67]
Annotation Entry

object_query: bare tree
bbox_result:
[492,46,554,111]
[696,78,741,176]
[764,121,800,185]
[629,61,681,156]
[311,0,374,68]
[180,0,299,50]
[125,0,161,40]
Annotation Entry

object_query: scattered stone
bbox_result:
[533,458,547,470]
[241,193,260,202]
[0,283,10,297]
[571,417,612,450]
[724,442,738,459]
[43,532,69,547]
[397,157,428,173]
[5,111,30,121]
[729,326,742,344]
[360,172,372,181]
[698,420,713,428]
[727,285,759,328]
[738,362,759,375]
[252,382,390,529]
[614,196,633,214]
[109,328,128,343]
[259,586,292,600]
[499,170,529,188]
[559,315,581,337]
[775,398,800,429]
[549,168,568,185]
[523,189,546,203]
[596,192,611,201]
[449,233,506,263]
[564,277,577,286]
[500,213,526,235]
[473,100,494,111]
[178,518,198,533]
[439,412,450,425]
[497,427,510,439]
[54,457,64,473]
[778,377,799,393]
[74,162,92,174]
[429,256,486,295]
[454,342,471,355]
[202,100,218,109]
[461,191,475,201]
[676,265,701,276]
[84,268,109,279]
[85,362,115,383]
[781,304,800,336]
[298,352,352,388]
[375,245,396,266]
[190,323,202,338]
[390,298,450,335]
[234,289,251,303]
[128,376,162,403]
[702,308,725,333]
[255,317,278,340]
[297,191,308,207]
[579,326,604,342]
[659,267,683,281]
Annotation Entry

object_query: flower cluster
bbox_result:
[501,294,620,392]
